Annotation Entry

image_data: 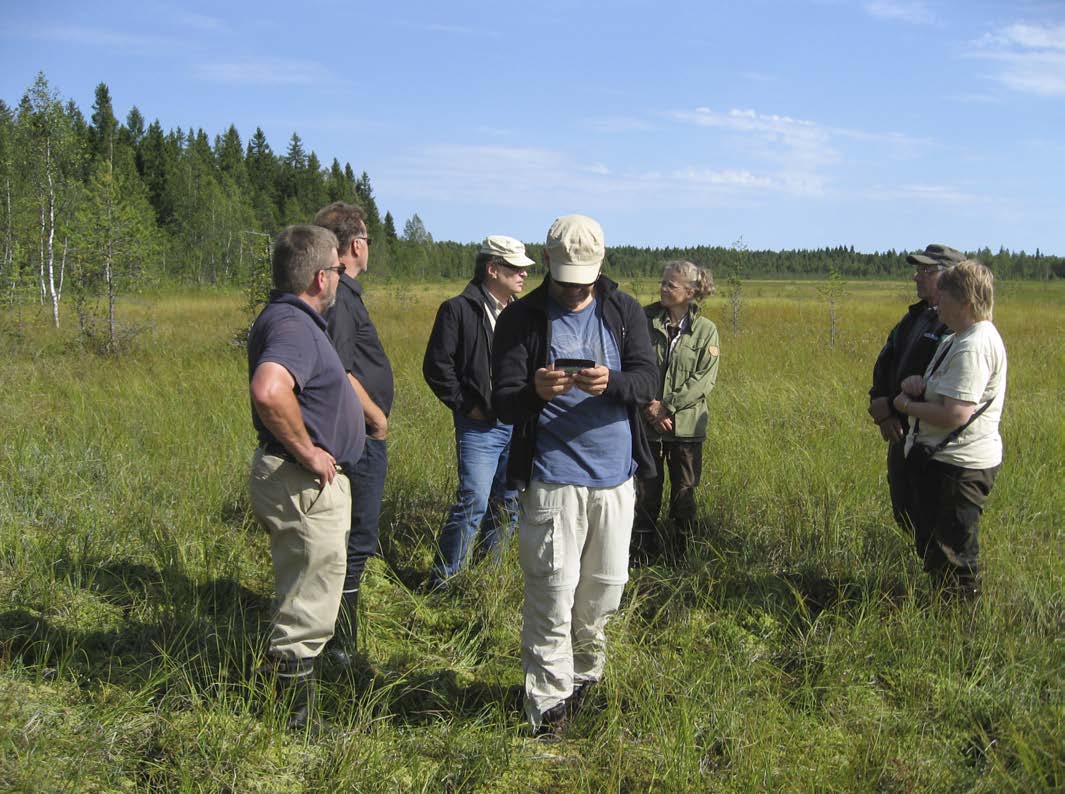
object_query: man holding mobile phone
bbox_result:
[492,214,657,737]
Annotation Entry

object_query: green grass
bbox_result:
[0,279,1062,791]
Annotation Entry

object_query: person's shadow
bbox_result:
[0,557,273,697]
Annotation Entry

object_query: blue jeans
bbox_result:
[431,412,519,583]
[343,436,387,593]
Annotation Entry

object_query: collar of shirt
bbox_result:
[480,284,509,331]
[268,289,328,331]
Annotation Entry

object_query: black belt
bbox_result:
[259,445,345,475]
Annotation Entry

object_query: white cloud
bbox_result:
[194,57,331,86]
[669,106,838,194]
[864,0,933,25]
[20,24,178,54]
[1000,23,1065,50]
[867,183,973,203]
[972,21,1065,96]
[673,168,774,189]
[382,143,804,214]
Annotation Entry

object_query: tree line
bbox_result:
[2,73,1061,343]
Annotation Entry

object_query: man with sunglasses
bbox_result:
[422,235,534,589]
[314,202,393,669]
[247,225,366,729]
[869,243,965,531]
[492,215,657,737]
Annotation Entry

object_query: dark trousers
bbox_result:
[633,440,703,559]
[886,440,912,531]
[906,457,998,578]
[344,436,387,593]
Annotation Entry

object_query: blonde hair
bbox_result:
[662,260,716,301]
[938,259,994,322]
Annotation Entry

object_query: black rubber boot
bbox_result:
[275,657,316,731]
[327,588,359,668]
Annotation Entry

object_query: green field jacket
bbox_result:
[646,301,720,442]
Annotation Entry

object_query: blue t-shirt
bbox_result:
[248,291,366,467]
[533,296,634,487]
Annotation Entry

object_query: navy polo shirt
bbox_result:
[325,274,395,416]
[248,290,366,467]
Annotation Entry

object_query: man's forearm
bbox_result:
[348,373,387,434]
[253,388,316,460]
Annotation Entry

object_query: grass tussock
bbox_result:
[0,279,1062,791]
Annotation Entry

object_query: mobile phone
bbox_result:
[554,357,595,374]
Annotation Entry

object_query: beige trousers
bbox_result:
[249,449,351,660]
[519,478,634,728]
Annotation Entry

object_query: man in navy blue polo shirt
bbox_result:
[248,224,365,729]
[315,202,394,666]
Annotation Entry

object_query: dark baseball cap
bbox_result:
[906,243,965,268]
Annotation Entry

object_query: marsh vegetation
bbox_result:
[0,279,1061,791]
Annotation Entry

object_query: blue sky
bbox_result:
[3,0,1063,253]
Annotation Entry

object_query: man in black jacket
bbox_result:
[423,235,534,589]
[314,202,394,666]
[492,214,657,736]
[869,243,964,530]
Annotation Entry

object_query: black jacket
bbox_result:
[423,281,498,419]
[492,274,659,489]
[326,273,395,416]
[870,299,949,428]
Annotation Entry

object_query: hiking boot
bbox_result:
[533,701,569,740]
[326,589,359,668]
[566,680,596,718]
[272,657,317,732]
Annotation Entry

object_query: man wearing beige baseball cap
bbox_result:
[422,235,534,590]
[492,214,658,737]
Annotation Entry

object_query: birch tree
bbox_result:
[16,73,82,327]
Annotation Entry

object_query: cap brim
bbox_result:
[500,252,535,268]
[550,262,600,284]
[907,253,940,266]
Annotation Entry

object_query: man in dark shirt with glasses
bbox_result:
[315,202,394,668]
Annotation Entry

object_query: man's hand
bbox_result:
[654,414,674,433]
[868,396,893,424]
[643,400,663,423]
[349,373,387,440]
[574,364,609,396]
[299,446,338,485]
[900,375,926,397]
[534,367,574,401]
[877,416,904,443]
[467,405,489,422]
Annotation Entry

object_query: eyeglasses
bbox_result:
[322,264,347,275]
[497,262,528,274]
[660,280,686,291]
[554,279,591,289]
[914,266,944,276]
[354,235,373,246]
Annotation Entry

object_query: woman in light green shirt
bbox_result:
[632,260,720,564]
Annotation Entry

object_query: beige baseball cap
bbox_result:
[545,214,605,284]
[479,235,534,268]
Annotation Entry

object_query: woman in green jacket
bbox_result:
[632,260,720,564]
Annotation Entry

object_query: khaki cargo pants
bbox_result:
[250,449,351,660]
[519,478,635,728]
